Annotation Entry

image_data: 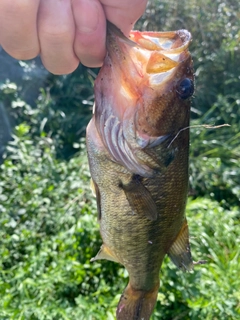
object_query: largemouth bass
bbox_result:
[87,22,195,320]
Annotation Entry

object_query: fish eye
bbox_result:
[177,78,194,100]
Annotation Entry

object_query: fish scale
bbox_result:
[87,22,195,320]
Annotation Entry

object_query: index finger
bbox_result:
[0,1,40,60]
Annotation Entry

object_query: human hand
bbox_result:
[0,0,147,75]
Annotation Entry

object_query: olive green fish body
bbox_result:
[87,22,195,320]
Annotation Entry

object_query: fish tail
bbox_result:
[116,282,159,320]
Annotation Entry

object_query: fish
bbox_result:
[86,22,195,320]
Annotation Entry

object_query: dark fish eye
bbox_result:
[177,78,194,100]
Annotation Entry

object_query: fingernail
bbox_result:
[75,0,99,33]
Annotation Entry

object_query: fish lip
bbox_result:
[107,25,192,53]
[130,29,192,53]
[176,29,192,45]
[107,22,192,53]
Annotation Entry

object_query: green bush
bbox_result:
[0,65,95,159]
[153,198,240,319]
[0,121,239,312]
[0,124,119,319]
[0,126,239,319]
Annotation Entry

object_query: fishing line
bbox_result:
[167,124,230,148]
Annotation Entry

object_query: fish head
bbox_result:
[92,22,194,176]
[94,23,194,140]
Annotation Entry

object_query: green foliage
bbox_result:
[0,125,120,319]
[0,65,95,159]
[0,0,239,319]
[153,198,240,319]
[1,126,239,319]
[189,94,240,206]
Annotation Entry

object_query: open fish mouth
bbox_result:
[107,22,192,88]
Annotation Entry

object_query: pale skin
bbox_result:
[0,0,148,75]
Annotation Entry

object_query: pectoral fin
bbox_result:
[90,244,120,263]
[90,178,96,196]
[168,219,193,271]
[121,175,158,221]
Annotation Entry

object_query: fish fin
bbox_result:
[90,244,120,263]
[117,282,159,320]
[168,219,194,271]
[121,174,158,221]
[90,178,96,196]
[90,178,102,220]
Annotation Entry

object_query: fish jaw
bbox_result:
[94,24,194,177]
